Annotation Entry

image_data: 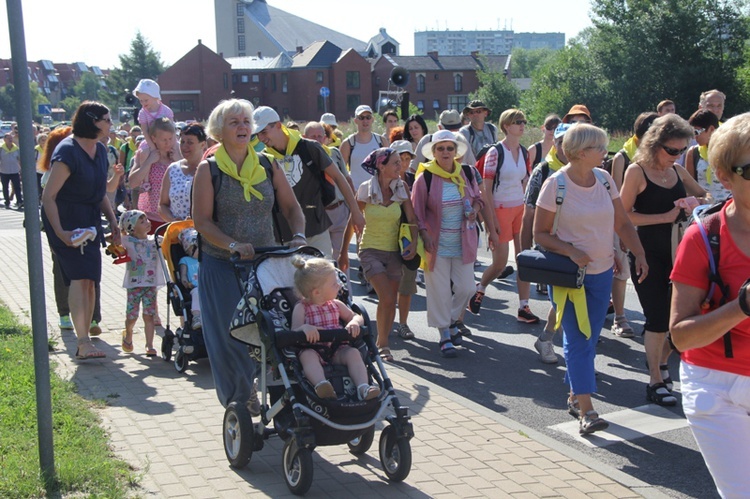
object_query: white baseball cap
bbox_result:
[354,105,373,118]
[252,106,280,134]
[132,79,161,100]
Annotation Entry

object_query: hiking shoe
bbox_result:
[89,321,102,336]
[497,265,515,280]
[468,290,485,314]
[454,320,472,337]
[59,315,73,330]
[534,338,558,364]
[517,305,540,324]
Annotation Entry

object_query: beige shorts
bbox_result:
[398,264,417,295]
[359,248,402,282]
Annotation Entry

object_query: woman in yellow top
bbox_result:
[343,147,418,361]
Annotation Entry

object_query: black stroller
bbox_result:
[222,246,414,495]
[155,220,208,372]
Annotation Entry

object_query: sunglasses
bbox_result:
[733,164,750,180]
[435,146,456,152]
[661,144,688,156]
[694,127,706,136]
[545,121,561,131]
[512,120,527,125]
[357,115,373,120]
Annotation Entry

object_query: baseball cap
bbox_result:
[439,109,462,130]
[354,105,373,117]
[320,113,337,126]
[391,140,415,157]
[553,123,573,140]
[132,79,161,100]
[252,106,280,134]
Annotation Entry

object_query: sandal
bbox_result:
[378,347,394,362]
[660,364,673,391]
[612,317,635,338]
[579,410,609,435]
[646,382,677,406]
[396,323,415,340]
[448,324,463,346]
[145,347,158,357]
[454,320,472,337]
[75,338,106,360]
[567,397,580,419]
[121,330,134,353]
[439,339,457,358]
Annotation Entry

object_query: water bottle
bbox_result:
[464,199,475,230]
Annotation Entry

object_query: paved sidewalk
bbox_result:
[0,208,666,498]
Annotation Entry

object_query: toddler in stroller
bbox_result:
[290,256,380,402]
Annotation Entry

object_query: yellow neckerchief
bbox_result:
[551,286,592,338]
[111,137,122,150]
[1,142,18,153]
[321,143,331,156]
[263,126,301,161]
[127,137,137,152]
[622,135,638,160]
[34,144,43,154]
[329,134,341,148]
[544,149,565,171]
[422,159,466,197]
[698,144,712,185]
[213,144,267,201]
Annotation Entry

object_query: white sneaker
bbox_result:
[191,313,202,330]
[534,338,558,364]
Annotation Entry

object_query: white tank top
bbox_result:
[349,134,381,189]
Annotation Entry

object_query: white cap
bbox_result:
[252,106,280,133]
[133,79,161,100]
[354,105,373,117]
[320,113,337,126]
[391,140,415,157]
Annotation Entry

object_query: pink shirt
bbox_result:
[536,169,619,275]
[137,160,169,216]
[137,102,174,133]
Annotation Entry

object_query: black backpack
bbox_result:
[687,145,701,181]
[294,138,337,207]
[601,149,629,182]
[422,163,476,193]
[475,142,529,193]
[530,141,543,168]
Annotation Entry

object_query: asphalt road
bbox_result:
[349,245,718,499]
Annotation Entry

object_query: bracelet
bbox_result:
[292,232,307,241]
[739,279,750,317]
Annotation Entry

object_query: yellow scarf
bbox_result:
[622,135,638,160]
[421,159,466,197]
[127,137,137,152]
[698,145,712,185]
[1,142,18,153]
[544,149,565,171]
[551,285,592,338]
[329,135,341,148]
[213,144,267,201]
[263,126,301,160]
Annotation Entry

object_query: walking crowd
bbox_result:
[8,81,749,497]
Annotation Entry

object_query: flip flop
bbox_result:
[145,347,158,357]
[75,339,106,360]
[121,330,134,353]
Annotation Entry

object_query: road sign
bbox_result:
[38,104,52,115]
[319,86,330,98]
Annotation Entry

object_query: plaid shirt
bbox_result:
[303,300,340,331]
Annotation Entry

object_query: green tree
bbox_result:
[103,31,166,118]
[471,58,521,122]
[510,47,557,79]
[0,83,49,121]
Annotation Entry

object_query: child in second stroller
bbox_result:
[177,228,202,330]
[290,256,380,402]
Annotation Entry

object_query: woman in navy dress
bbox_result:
[42,101,120,359]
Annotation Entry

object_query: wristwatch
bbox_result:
[229,241,239,252]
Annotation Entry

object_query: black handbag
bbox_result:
[517,248,585,288]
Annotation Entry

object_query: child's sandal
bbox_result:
[358,384,381,401]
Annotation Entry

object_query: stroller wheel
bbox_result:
[223,402,254,469]
[282,439,313,496]
[347,426,375,455]
[174,349,188,373]
[379,425,412,482]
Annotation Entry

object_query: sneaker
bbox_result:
[89,321,102,336]
[497,265,515,280]
[534,338,558,364]
[59,315,73,330]
[454,320,472,337]
[191,313,202,330]
[517,305,540,324]
[468,290,485,314]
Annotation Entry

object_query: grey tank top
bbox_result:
[202,173,277,259]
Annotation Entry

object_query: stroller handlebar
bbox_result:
[274,328,364,349]
[229,246,289,263]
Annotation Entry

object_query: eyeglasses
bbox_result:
[661,144,688,156]
[357,115,373,120]
[512,120,527,125]
[733,164,750,180]
[694,127,706,136]
[435,146,456,152]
